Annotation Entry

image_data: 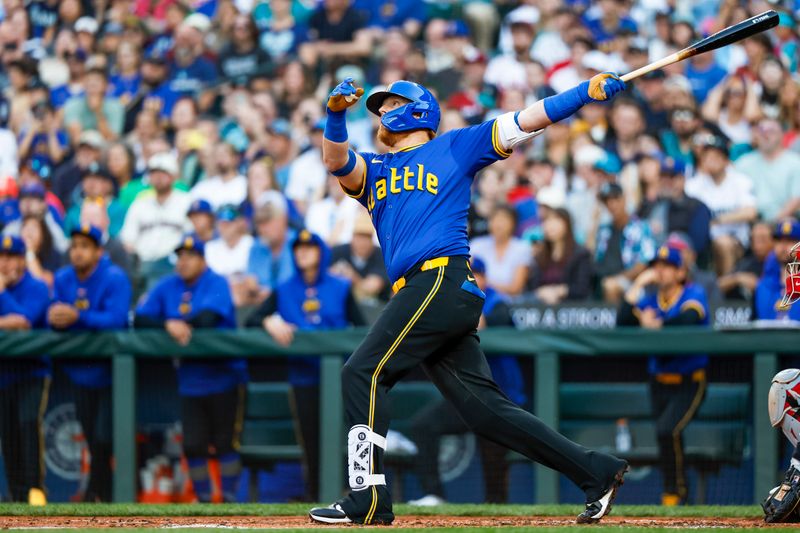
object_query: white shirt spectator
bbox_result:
[190,174,248,210]
[469,235,532,290]
[685,167,756,246]
[205,234,254,277]
[285,147,327,207]
[305,195,363,246]
[484,55,528,91]
[120,190,192,261]
[0,128,18,178]
[735,149,800,222]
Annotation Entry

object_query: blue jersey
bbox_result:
[350,119,508,282]
[275,234,353,386]
[637,283,710,375]
[53,255,131,388]
[136,268,247,397]
[754,252,800,321]
[0,271,51,388]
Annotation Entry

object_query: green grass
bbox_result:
[0,502,760,518]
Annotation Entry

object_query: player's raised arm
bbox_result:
[515,72,627,134]
[322,77,366,193]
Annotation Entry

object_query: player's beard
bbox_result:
[377,124,406,148]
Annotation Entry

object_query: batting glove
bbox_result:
[586,72,626,102]
[327,77,365,113]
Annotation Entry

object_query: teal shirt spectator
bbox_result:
[64,198,127,238]
[734,148,800,222]
[62,96,125,139]
[595,217,657,271]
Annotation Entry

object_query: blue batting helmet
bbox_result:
[366,80,440,133]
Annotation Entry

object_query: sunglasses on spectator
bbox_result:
[672,110,695,121]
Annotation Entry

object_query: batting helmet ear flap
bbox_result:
[366,80,440,133]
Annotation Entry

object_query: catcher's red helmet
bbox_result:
[781,242,800,308]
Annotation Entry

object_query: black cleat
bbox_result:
[309,502,352,524]
[576,463,628,524]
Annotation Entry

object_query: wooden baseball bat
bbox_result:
[620,10,779,83]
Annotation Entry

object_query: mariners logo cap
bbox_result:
[649,245,683,268]
[174,233,205,256]
[0,235,25,255]
[71,224,103,246]
[774,219,800,241]
[188,199,214,216]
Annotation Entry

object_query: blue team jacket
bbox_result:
[754,252,800,321]
[275,233,353,387]
[135,268,247,397]
[53,255,131,388]
[0,271,51,387]
[637,283,710,375]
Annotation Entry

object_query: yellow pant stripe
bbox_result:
[365,266,445,523]
[672,377,706,498]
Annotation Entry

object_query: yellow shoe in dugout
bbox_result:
[661,493,681,507]
[28,488,47,506]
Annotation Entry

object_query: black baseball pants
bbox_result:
[73,385,113,502]
[650,371,707,501]
[338,257,627,523]
[0,377,49,502]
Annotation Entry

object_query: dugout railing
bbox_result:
[0,327,792,504]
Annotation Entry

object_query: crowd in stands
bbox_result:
[0,0,796,314]
[2,0,800,504]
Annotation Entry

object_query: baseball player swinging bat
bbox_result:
[621,10,778,83]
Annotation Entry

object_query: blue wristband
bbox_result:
[542,81,592,124]
[324,108,348,143]
[331,150,357,177]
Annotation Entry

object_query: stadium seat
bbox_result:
[554,382,751,503]
[238,382,303,502]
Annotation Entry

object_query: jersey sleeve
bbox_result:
[135,280,166,319]
[340,151,374,208]
[680,285,710,321]
[447,118,511,175]
[193,274,236,324]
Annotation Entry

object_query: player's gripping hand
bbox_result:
[327,77,365,113]
[585,72,626,102]
[762,466,800,523]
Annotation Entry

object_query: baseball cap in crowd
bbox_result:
[81,161,114,182]
[147,152,178,176]
[463,45,487,65]
[103,21,124,36]
[71,224,103,246]
[255,190,288,215]
[352,213,374,237]
[174,233,205,256]
[445,20,471,38]
[216,204,243,222]
[19,182,46,199]
[694,133,729,156]
[292,229,324,250]
[649,245,683,268]
[470,257,487,275]
[536,186,565,210]
[507,6,540,27]
[269,118,292,138]
[0,176,18,199]
[188,199,214,216]
[143,48,167,65]
[581,50,609,73]
[75,16,99,35]
[593,152,622,175]
[78,130,105,150]
[774,220,800,241]
[666,232,693,252]
[0,235,25,256]
[660,157,686,177]
[598,182,624,200]
[183,13,212,33]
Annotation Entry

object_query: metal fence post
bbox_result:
[753,352,778,504]
[112,353,136,502]
[319,354,344,502]
[535,352,560,504]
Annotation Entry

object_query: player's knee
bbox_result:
[341,359,367,387]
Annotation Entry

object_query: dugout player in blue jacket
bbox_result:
[134,235,247,503]
[49,224,131,502]
[617,245,710,506]
[408,257,526,505]
[310,72,629,525]
[246,229,364,502]
[0,236,50,505]
[753,220,800,322]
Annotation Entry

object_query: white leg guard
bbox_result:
[348,425,387,491]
